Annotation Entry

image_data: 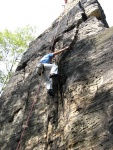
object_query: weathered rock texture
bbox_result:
[0,0,113,150]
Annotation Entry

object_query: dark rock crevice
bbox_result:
[79,1,88,22]
[8,107,23,123]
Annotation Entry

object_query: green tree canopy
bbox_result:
[0,25,37,95]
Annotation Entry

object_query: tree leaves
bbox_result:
[0,25,38,95]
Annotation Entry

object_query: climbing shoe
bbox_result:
[49,73,58,78]
[47,89,54,97]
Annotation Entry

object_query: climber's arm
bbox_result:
[53,47,69,56]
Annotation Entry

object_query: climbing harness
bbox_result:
[16,82,42,150]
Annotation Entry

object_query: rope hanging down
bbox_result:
[16,83,42,150]
[16,4,70,150]
[16,10,65,149]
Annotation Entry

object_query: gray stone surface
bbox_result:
[0,0,113,149]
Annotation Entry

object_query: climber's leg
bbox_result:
[49,64,58,78]
[43,63,58,78]
[42,64,54,97]
[43,71,52,90]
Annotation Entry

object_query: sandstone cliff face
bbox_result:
[0,0,113,150]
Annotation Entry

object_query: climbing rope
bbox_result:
[16,10,65,150]
[16,3,70,150]
[16,82,42,150]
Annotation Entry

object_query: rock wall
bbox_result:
[0,0,113,150]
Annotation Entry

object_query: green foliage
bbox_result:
[0,25,38,95]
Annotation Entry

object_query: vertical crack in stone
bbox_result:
[79,1,88,21]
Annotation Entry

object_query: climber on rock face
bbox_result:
[36,47,69,97]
